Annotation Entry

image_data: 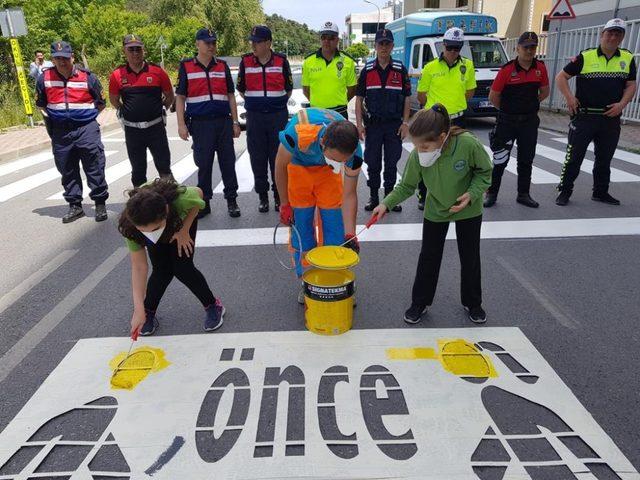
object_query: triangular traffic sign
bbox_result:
[548,0,576,20]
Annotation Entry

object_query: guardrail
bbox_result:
[503,18,640,123]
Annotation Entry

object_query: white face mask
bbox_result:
[325,157,343,174]
[141,225,165,244]
[417,132,450,167]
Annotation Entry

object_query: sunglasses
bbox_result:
[377,41,392,46]
[445,45,462,52]
[126,46,143,52]
[321,35,338,41]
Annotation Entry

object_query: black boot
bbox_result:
[227,198,241,218]
[386,188,401,212]
[258,193,269,213]
[274,191,281,212]
[516,193,539,208]
[94,203,108,222]
[364,190,379,211]
[484,192,497,208]
[62,203,85,224]
[592,192,620,205]
[555,191,571,206]
[197,200,211,219]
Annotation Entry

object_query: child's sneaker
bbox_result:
[204,299,225,331]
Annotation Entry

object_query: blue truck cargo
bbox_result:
[386,11,508,117]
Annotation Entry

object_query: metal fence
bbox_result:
[502,18,640,123]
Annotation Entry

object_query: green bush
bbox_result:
[0,83,42,131]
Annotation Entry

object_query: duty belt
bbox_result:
[449,111,463,119]
[121,116,164,129]
[576,107,607,115]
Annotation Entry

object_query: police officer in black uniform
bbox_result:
[109,34,175,187]
[555,18,637,206]
[355,29,411,212]
[36,41,109,223]
[484,32,550,208]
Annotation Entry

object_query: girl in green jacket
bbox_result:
[373,104,492,324]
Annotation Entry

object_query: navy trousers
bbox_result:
[364,120,403,191]
[246,109,288,195]
[189,116,238,200]
[51,120,108,205]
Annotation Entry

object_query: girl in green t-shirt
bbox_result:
[373,104,492,325]
[118,180,224,336]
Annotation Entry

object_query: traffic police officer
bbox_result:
[175,28,242,218]
[302,21,357,119]
[109,34,175,187]
[555,18,637,206]
[237,25,293,213]
[35,41,109,224]
[416,27,476,209]
[355,28,411,212]
[484,31,549,209]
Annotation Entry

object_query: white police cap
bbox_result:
[320,21,339,36]
[443,27,465,45]
[603,18,626,32]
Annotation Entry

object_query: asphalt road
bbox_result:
[0,111,639,477]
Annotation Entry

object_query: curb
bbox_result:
[0,120,122,165]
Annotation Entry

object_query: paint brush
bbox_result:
[110,329,139,388]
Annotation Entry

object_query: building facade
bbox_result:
[345,6,395,48]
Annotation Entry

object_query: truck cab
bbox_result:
[387,11,508,117]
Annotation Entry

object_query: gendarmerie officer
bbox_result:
[355,28,411,212]
[237,25,293,213]
[109,34,175,187]
[484,31,549,209]
[555,18,637,206]
[175,28,242,218]
[35,41,108,223]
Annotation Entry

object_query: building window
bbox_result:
[362,22,386,34]
[424,0,440,8]
[456,0,468,7]
[541,15,550,32]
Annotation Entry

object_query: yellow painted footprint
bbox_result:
[109,347,170,390]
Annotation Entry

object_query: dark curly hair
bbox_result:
[118,179,186,247]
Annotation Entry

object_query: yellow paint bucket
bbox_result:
[303,246,359,335]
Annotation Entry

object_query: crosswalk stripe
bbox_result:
[213,149,255,193]
[195,217,640,247]
[481,146,560,184]
[102,136,183,143]
[171,153,198,183]
[0,151,117,203]
[536,144,640,182]
[550,137,640,167]
[0,152,53,179]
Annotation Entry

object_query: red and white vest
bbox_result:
[183,58,230,117]
[241,52,288,112]
[363,59,405,121]
[43,67,98,122]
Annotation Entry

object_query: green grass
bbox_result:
[0,83,42,131]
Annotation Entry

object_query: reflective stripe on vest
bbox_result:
[183,59,230,116]
[579,48,633,79]
[364,61,405,120]
[242,54,288,112]
[43,68,97,122]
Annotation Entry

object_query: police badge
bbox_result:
[460,65,467,74]
[620,61,626,70]
[336,60,344,78]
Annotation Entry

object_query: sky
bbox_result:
[262,0,384,31]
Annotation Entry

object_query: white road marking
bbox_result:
[0,151,117,202]
[0,247,128,384]
[171,153,198,183]
[213,149,255,193]
[482,146,560,184]
[195,217,640,247]
[0,152,53,178]
[536,144,640,182]
[102,136,183,142]
[550,137,640,167]
[0,250,77,317]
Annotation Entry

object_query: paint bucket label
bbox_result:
[304,282,354,302]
